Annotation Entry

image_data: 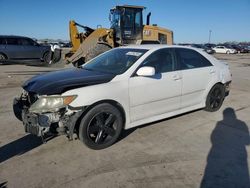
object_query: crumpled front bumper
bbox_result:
[13,96,82,140]
[22,112,48,137]
[13,97,59,136]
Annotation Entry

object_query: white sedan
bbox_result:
[212,46,237,54]
[13,45,232,149]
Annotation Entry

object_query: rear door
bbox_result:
[5,37,25,59]
[175,48,214,108]
[217,46,225,53]
[129,48,182,122]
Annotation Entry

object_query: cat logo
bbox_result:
[143,30,151,36]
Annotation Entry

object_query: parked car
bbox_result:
[13,45,232,149]
[230,45,249,53]
[212,46,237,54]
[204,43,216,49]
[0,35,50,63]
[191,44,215,54]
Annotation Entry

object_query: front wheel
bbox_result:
[205,84,225,112]
[79,103,123,150]
[42,51,50,65]
[226,50,230,54]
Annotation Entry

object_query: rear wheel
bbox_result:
[79,103,123,150]
[85,43,112,62]
[205,84,225,112]
[0,53,7,61]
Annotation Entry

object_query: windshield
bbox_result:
[82,48,148,75]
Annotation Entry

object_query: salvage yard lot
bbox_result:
[0,53,250,188]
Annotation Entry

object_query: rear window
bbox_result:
[6,38,20,45]
[0,38,6,45]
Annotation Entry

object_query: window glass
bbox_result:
[6,38,19,45]
[123,9,134,28]
[135,11,141,28]
[158,33,167,44]
[176,48,212,70]
[0,38,6,45]
[141,48,175,73]
[20,38,35,46]
[110,10,120,28]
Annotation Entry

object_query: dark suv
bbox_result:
[0,35,50,63]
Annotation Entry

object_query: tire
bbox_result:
[226,50,230,54]
[0,53,7,61]
[79,103,123,150]
[85,43,112,62]
[42,51,50,65]
[205,84,225,112]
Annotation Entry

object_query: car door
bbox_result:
[221,46,227,53]
[5,37,25,59]
[20,38,42,59]
[129,48,182,122]
[175,48,214,108]
[215,46,221,53]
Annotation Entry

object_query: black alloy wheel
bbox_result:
[79,103,123,149]
[87,112,117,144]
[205,84,225,112]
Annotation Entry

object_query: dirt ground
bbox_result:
[0,53,250,188]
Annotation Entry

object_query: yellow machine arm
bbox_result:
[66,20,114,64]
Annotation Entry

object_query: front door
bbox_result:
[20,38,41,59]
[129,48,182,122]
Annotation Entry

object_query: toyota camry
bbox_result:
[13,45,232,149]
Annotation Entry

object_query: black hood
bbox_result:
[22,68,115,95]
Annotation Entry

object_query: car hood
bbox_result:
[22,68,115,95]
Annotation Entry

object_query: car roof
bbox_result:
[0,35,31,39]
[119,44,203,51]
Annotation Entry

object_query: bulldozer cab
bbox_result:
[110,5,144,45]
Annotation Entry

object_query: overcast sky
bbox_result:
[0,0,250,43]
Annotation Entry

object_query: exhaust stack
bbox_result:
[146,12,151,25]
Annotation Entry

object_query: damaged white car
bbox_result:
[13,45,232,149]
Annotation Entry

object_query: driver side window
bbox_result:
[141,48,176,74]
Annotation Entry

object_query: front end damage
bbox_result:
[13,90,83,142]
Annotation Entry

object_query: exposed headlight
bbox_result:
[29,95,77,113]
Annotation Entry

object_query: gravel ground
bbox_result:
[0,53,250,188]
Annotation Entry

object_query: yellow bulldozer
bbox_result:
[65,5,174,66]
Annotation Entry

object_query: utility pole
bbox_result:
[208,30,212,44]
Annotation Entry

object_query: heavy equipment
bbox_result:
[65,5,174,66]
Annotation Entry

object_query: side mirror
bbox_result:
[136,66,155,77]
